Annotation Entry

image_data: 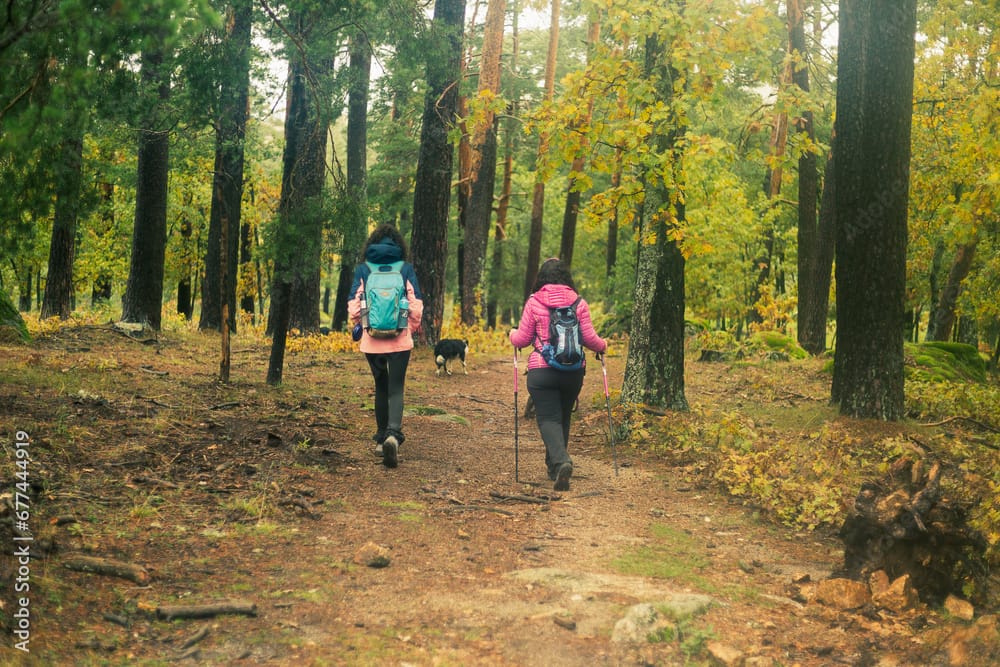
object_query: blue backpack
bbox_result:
[363,261,406,338]
[536,297,584,371]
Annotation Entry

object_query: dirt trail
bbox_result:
[0,330,977,665]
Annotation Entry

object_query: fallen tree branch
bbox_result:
[442,504,515,516]
[63,555,151,585]
[489,491,550,505]
[920,415,1000,433]
[132,475,180,489]
[156,600,257,620]
[179,626,211,650]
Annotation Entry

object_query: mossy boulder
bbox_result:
[0,288,30,343]
[746,331,808,360]
[907,341,987,383]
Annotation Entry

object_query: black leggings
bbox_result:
[365,350,411,442]
[526,367,584,476]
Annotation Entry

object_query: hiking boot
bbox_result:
[382,435,399,468]
[374,442,383,457]
[554,462,572,491]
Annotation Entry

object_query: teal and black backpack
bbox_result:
[363,261,406,338]
[536,297,584,370]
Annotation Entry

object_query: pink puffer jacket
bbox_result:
[509,284,607,370]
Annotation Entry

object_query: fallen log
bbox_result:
[156,600,257,620]
[63,555,151,585]
[838,457,987,605]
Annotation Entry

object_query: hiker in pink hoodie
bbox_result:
[509,258,607,490]
[348,224,423,468]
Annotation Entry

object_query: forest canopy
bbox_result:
[0,0,997,377]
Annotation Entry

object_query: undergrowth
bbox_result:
[616,360,1000,567]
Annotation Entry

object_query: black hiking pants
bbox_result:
[526,367,584,478]
[365,350,411,443]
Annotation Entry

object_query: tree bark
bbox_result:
[41,122,85,319]
[92,181,114,305]
[799,148,835,354]
[523,0,560,300]
[621,35,688,411]
[790,0,825,354]
[461,0,506,326]
[410,0,466,345]
[926,240,978,342]
[265,38,330,337]
[558,20,600,270]
[122,49,170,330]
[200,0,252,333]
[487,1,519,329]
[831,0,916,420]
[177,213,194,318]
[265,12,331,382]
[332,31,372,332]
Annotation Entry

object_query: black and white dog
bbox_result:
[434,339,469,376]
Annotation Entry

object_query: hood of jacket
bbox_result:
[532,283,579,308]
[365,240,403,265]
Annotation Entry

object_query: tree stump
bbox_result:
[838,457,987,605]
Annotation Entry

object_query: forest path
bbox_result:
[0,328,975,665]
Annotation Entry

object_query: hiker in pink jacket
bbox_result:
[348,224,423,468]
[509,258,607,490]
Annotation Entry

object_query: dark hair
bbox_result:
[531,257,576,293]
[363,223,408,260]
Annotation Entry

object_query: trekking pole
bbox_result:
[599,353,619,476]
[513,347,520,483]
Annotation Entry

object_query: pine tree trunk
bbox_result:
[200,0,252,333]
[460,0,505,326]
[92,181,115,305]
[332,31,371,332]
[790,0,826,354]
[177,215,194,319]
[523,0,560,300]
[621,35,687,411]
[556,18,599,271]
[410,0,466,344]
[265,40,329,337]
[487,1,520,329]
[926,240,978,342]
[41,124,85,320]
[122,49,170,330]
[831,0,916,420]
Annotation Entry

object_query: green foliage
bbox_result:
[745,331,808,360]
[906,342,988,383]
[0,287,31,342]
[691,328,806,361]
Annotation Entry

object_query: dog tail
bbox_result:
[435,354,445,365]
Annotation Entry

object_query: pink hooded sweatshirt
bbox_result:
[509,283,607,370]
[347,239,423,354]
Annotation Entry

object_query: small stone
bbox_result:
[353,541,390,568]
[705,640,744,666]
[873,574,918,613]
[815,578,871,610]
[944,594,975,621]
[869,570,890,596]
